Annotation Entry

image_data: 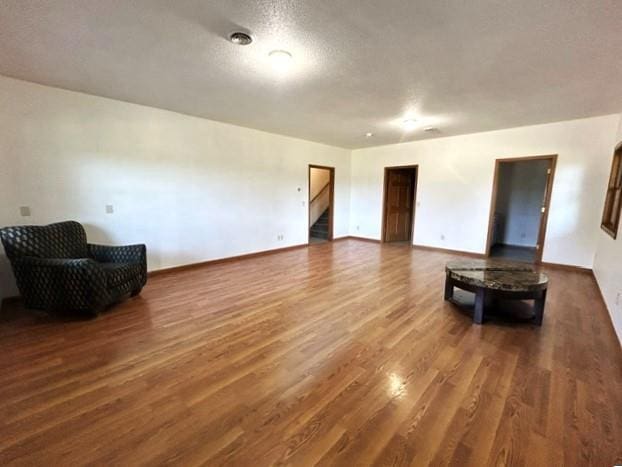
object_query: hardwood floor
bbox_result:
[1,239,621,466]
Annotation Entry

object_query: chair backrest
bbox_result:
[0,221,88,260]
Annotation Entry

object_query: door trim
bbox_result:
[308,165,335,243]
[484,154,558,263]
[381,165,419,243]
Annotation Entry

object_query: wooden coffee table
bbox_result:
[444,259,549,325]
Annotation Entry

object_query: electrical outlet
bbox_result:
[277,234,284,241]
[356,225,360,231]
[19,206,31,217]
[105,204,114,214]
[440,234,445,241]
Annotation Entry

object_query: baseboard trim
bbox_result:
[592,271,608,308]
[3,243,312,304]
[539,261,592,274]
[412,244,485,258]
[410,244,591,272]
[148,243,309,277]
[2,239,595,306]
[591,271,622,348]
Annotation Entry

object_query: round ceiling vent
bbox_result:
[229,32,253,45]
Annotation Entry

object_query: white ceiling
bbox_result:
[1,0,621,149]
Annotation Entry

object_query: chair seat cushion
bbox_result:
[101,262,143,288]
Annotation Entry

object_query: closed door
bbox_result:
[384,169,416,242]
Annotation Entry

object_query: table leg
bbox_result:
[474,288,485,325]
[533,289,547,325]
[444,275,454,300]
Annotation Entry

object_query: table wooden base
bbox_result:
[444,273,546,325]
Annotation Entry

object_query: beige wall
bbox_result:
[593,113,622,344]
[0,76,351,300]
[350,115,619,268]
[309,167,330,200]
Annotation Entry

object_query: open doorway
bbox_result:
[485,155,557,263]
[308,165,334,243]
[381,165,418,243]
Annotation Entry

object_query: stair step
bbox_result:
[311,225,328,232]
[310,208,330,236]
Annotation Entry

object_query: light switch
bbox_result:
[19,206,31,217]
[105,204,114,214]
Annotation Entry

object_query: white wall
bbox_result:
[350,115,619,267]
[309,167,330,200]
[0,76,351,300]
[495,159,549,247]
[593,113,622,344]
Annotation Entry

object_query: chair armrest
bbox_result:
[88,243,146,265]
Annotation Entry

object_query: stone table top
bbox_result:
[446,259,548,292]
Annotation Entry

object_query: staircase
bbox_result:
[310,209,329,239]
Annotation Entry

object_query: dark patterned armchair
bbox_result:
[0,221,147,315]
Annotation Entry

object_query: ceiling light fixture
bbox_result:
[268,50,293,72]
[365,132,373,137]
[229,32,253,45]
[424,127,439,133]
[402,119,418,131]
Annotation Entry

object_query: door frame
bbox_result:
[484,154,558,263]
[308,164,335,243]
[381,165,419,243]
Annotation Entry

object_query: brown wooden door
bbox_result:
[384,169,416,242]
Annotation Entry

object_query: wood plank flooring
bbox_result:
[0,239,621,466]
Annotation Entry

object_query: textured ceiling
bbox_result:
[1,0,621,149]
